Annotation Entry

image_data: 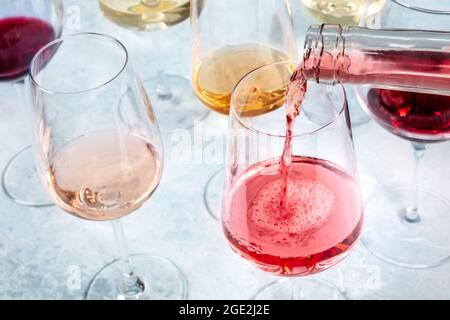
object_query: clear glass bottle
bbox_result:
[302,24,450,95]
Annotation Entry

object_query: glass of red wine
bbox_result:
[28,33,187,300]
[355,0,450,268]
[1,0,64,207]
[222,61,363,299]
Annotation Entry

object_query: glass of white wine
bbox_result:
[98,0,209,133]
[301,0,387,24]
[190,0,297,220]
[28,33,187,300]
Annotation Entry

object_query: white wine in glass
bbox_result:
[301,0,386,24]
[99,0,190,30]
[192,43,291,115]
[98,0,208,133]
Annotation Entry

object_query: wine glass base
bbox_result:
[253,278,346,300]
[203,167,224,221]
[362,187,450,268]
[142,74,210,133]
[1,146,53,207]
[85,254,188,300]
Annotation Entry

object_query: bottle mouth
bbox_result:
[393,0,450,14]
[303,24,344,85]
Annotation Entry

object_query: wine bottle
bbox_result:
[302,24,450,95]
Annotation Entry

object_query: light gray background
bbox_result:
[0,0,449,299]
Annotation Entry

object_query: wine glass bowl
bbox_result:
[360,87,450,144]
[191,0,297,116]
[301,0,387,25]
[99,0,190,30]
[28,33,186,299]
[222,61,363,298]
[0,0,63,82]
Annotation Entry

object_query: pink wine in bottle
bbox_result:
[302,25,450,94]
[302,25,450,142]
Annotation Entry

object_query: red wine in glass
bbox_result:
[0,16,56,81]
[366,88,450,143]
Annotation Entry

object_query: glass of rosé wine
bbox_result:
[355,0,450,269]
[222,61,364,299]
[27,33,187,300]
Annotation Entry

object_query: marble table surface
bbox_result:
[0,0,449,299]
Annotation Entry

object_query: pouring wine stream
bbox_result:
[279,68,308,214]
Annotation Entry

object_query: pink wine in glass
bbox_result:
[46,131,162,221]
[0,16,55,81]
[223,156,363,276]
[366,88,450,142]
[223,67,362,276]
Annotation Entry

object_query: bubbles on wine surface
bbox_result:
[249,177,335,234]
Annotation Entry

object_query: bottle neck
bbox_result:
[302,24,345,85]
[302,24,450,95]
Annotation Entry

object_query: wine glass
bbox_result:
[98,0,208,133]
[355,0,450,268]
[191,0,297,220]
[28,33,187,300]
[222,61,363,299]
[0,0,63,207]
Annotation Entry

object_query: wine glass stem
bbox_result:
[291,278,305,300]
[13,80,26,117]
[111,219,145,299]
[13,80,34,147]
[151,28,172,100]
[405,142,427,223]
